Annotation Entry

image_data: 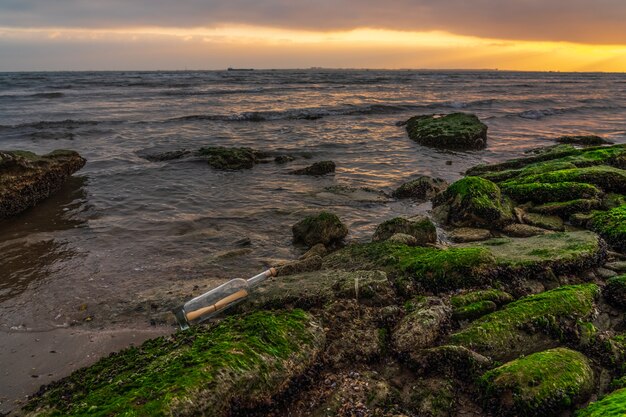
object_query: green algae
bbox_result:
[575,387,626,417]
[23,310,323,416]
[481,347,594,417]
[322,241,496,292]
[513,166,626,193]
[372,216,436,244]
[531,198,602,216]
[452,300,497,321]
[591,204,626,251]
[449,284,599,360]
[604,275,626,308]
[451,289,513,321]
[406,112,487,150]
[501,182,601,204]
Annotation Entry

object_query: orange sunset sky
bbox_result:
[1,0,626,71]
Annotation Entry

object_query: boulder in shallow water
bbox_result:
[405,112,488,150]
[0,149,85,219]
[372,216,436,245]
[290,160,335,176]
[555,135,613,146]
[197,146,267,170]
[292,211,348,247]
[392,175,448,200]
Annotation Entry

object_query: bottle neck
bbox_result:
[246,267,277,287]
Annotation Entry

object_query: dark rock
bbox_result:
[299,243,327,260]
[393,297,451,354]
[290,160,336,176]
[555,135,613,146]
[274,155,295,164]
[197,146,266,170]
[144,149,191,161]
[292,212,348,247]
[392,176,448,200]
[0,150,86,219]
[405,113,488,150]
[372,216,436,246]
[604,275,626,308]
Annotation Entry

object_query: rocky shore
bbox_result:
[7,115,626,416]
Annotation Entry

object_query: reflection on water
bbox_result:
[0,176,87,302]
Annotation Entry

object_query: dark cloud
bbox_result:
[1,0,626,44]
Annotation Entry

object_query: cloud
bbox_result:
[1,0,626,44]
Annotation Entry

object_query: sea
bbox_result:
[1,69,626,337]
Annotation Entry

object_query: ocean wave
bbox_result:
[0,119,100,130]
[30,92,65,99]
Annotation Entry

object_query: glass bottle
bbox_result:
[172,267,276,330]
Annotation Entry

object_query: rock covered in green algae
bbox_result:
[393,297,451,354]
[0,150,85,218]
[21,310,325,417]
[556,135,613,146]
[604,275,626,308]
[501,181,602,205]
[292,211,348,247]
[432,176,514,228]
[591,204,626,252]
[576,387,626,416]
[405,113,488,150]
[530,198,602,217]
[522,212,565,231]
[450,289,513,321]
[392,175,448,200]
[387,232,419,246]
[290,160,336,176]
[449,284,599,361]
[196,146,268,170]
[322,241,497,293]
[480,347,594,417]
[372,216,436,246]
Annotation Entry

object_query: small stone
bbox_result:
[386,233,419,246]
[290,160,336,176]
[392,176,448,200]
[605,261,626,272]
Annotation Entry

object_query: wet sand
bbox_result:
[0,326,171,414]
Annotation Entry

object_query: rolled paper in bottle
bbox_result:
[184,289,249,321]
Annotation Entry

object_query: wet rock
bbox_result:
[274,155,295,164]
[405,113,488,150]
[318,185,389,203]
[522,212,565,231]
[596,267,618,279]
[605,261,626,273]
[144,149,191,161]
[292,211,348,247]
[275,255,323,276]
[530,198,602,217]
[393,297,451,354]
[372,216,436,246]
[387,233,419,246]
[480,348,594,416]
[290,160,336,176]
[555,135,613,146]
[432,176,514,228]
[197,146,267,170]
[449,284,599,361]
[299,243,327,260]
[604,275,626,308]
[501,223,548,238]
[21,310,325,416]
[0,150,86,218]
[407,345,492,380]
[447,227,492,243]
[392,176,448,200]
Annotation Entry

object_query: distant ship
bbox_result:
[227,67,254,71]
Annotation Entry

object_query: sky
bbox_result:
[1,0,626,71]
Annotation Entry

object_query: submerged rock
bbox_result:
[372,216,436,245]
[0,150,85,218]
[21,310,325,416]
[432,176,514,228]
[555,135,613,146]
[480,348,594,416]
[392,176,448,200]
[292,211,348,247]
[197,146,267,170]
[290,160,336,176]
[405,113,488,150]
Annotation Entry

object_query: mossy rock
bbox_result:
[576,387,626,417]
[196,146,265,170]
[448,284,599,361]
[463,231,605,277]
[556,135,613,146]
[392,176,448,200]
[21,310,325,416]
[405,112,488,150]
[591,204,626,252]
[292,211,348,247]
[604,275,626,308]
[513,166,626,193]
[372,216,436,246]
[322,241,497,293]
[451,289,513,321]
[501,181,602,204]
[530,198,602,217]
[406,345,492,380]
[432,176,514,228]
[480,347,594,417]
[393,297,451,354]
[0,149,86,219]
[290,160,336,176]
[501,223,548,238]
[522,212,565,231]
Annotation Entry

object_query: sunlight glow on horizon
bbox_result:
[2,24,626,72]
